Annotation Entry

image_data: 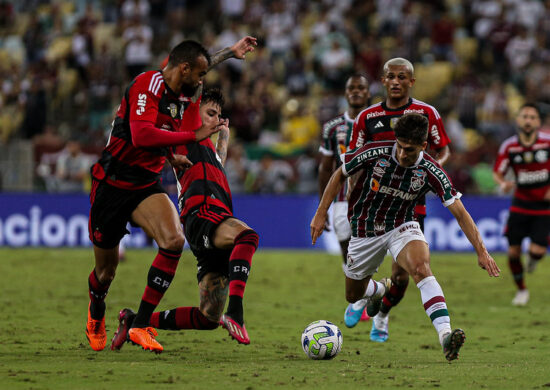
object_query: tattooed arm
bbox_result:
[208,36,257,71]
[216,118,230,166]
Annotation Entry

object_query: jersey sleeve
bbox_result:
[426,161,462,206]
[319,121,334,156]
[128,72,162,124]
[426,107,450,149]
[349,113,366,149]
[340,145,370,177]
[493,142,510,174]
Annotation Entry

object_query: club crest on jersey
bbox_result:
[535,149,548,163]
[169,103,178,118]
[411,169,426,191]
[390,117,399,129]
[524,151,533,163]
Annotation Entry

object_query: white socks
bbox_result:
[417,276,451,344]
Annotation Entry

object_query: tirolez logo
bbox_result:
[136,93,147,115]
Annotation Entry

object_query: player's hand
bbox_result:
[310,212,328,245]
[499,181,514,193]
[323,216,331,232]
[231,36,257,59]
[477,251,500,277]
[169,154,193,170]
[195,122,221,141]
[217,118,229,134]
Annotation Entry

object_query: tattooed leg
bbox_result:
[199,272,229,322]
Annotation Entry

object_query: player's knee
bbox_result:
[409,262,432,282]
[236,228,259,248]
[392,270,410,287]
[162,232,185,252]
[96,267,116,284]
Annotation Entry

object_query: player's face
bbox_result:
[180,55,209,96]
[516,107,541,135]
[395,138,427,167]
[382,65,415,101]
[199,101,221,130]
[345,77,370,109]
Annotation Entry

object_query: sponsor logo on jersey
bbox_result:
[374,221,386,232]
[404,108,425,115]
[374,121,384,128]
[203,234,211,249]
[136,93,147,115]
[379,185,418,200]
[517,169,549,185]
[430,124,441,144]
[535,149,548,163]
[366,111,386,120]
[370,178,380,191]
[514,154,523,163]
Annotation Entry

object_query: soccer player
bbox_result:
[86,37,256,353]
[347,57,451,343]
[318,74,370,325]
[110,89,258,349]
[493,103,550,306]
[311,113,500,361]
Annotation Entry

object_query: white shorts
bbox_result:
[345,221,427,280]
[332,201,351,242]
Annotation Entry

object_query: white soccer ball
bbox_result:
[301,320,343,360]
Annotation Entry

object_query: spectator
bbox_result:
[55,140,93,193]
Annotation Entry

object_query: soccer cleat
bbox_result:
[442,328,466,361]
[110,308,136,351]
[366,278,392,317]
[512,289,529,306]
[128,327,163,353]
[344,303,366,328]
[220,314,250,345]
[370,313,389,342]
[86,303,106,351]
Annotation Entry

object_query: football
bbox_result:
[301,320,343,360]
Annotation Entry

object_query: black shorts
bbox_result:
[89,179,167,249]
[505,212,550,247]
[182,204,233,282]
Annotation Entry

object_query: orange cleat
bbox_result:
[128,327,163,353]
[86,303,106,351]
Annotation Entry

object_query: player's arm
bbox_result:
[318,155,335,200]
[311,167,346,244]
[215,118,230,166]
[433,145,451,166]
[492,170,514,193]
[208,36,257,72]
[447,199,501,277]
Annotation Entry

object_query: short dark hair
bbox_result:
[201,88,224,109]
[168,40,211,67]
[518,102,541,118]
[393,113,428,144]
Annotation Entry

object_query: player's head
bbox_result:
[345,74,370,109]
[516,103,541,135]
[382,58,415,101]
[168,40,211,96]
[393,113,428,167]
[199,88,224,128]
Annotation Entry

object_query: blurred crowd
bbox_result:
[1,0,550,195]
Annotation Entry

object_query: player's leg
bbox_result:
[526,243,545,273]
[525,215,550,274]
[391,224,464,361]
[86,180,127,351]
[505,213,529,306]
[212,217,259,344]
[127,193,185,353]
[149,272,227,331]
[343,236,391,328]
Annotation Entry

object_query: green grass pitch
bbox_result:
[1,248,549,389]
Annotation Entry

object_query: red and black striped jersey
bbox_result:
[175,138,233,219]
[342,141,460,237]
[493,132,550,215]
[91,70,201,190]
[350,98,450,150]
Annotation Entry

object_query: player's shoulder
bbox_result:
[131,70,164,97]
[360,140,394,155]
[322,113,346,134]
[357,102,384,120]
[537,132,550,143]
[498,134,520,151]
[410,98,441,118]
[420,152,445,173]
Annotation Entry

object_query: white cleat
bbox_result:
[512,289,529,306]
